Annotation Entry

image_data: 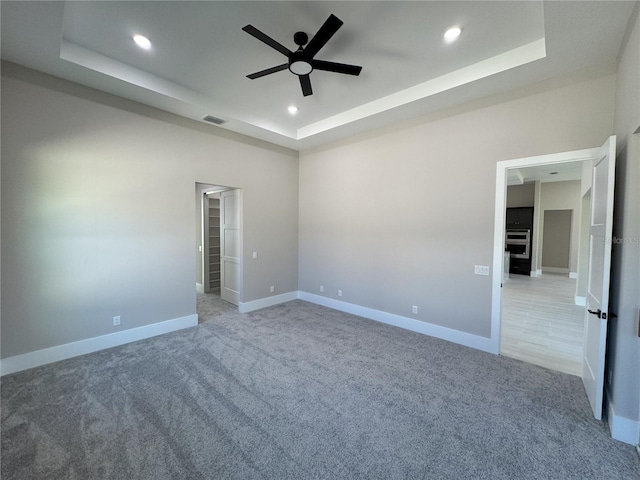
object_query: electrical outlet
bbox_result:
[252,251,258,259]
[320,285,324,293]
[113,315,121,327]
[270,285,275,293]
[338,289,342,297]
[474,265,490,276]
[412,305,418,314]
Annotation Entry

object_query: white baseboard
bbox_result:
[1,314,198,376]
[574,295,586,306]
[606,395,640,445]
[196,282,204,294]
[569,272,578,279]
[298,291,494,354]
[239,291,299,313]
[542,267,570,274]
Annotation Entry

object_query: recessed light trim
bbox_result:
[288,105,299,115]
[133,34,152,50]
[444,26,462,42]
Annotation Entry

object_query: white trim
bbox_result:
[606,395,640,445]
[196,282,204,294]
[542,266,570,274]
[0,314,198,376]
[299,292,494,353]
[569,272,578,279]
[238,291,299,313]
[530,270,540,277]
[574,295,586,306]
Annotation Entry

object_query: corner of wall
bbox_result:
[606,386,640,445]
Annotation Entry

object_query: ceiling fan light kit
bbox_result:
[242,14,362,97]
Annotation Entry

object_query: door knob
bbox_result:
[588,308,602,318]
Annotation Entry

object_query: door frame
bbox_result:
[490,146,602,354]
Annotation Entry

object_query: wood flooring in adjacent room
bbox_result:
[500,273,584,376]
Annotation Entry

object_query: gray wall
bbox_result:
[299,74,615,338]
[609,5,640,433]
[542,210,572,269]
[1,63,299,358]
[506,183,535,208]
[537,181,582,274]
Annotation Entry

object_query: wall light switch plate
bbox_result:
[252,251,258,259]
[474,265,490,276]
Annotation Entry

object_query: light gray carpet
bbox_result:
[2,300,639,479]
[197,291,237,323]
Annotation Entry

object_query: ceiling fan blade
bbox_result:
[311,60,362,76]
[247,64,289,79]
[303,14,343,59]
[299,74,313,96]
[242,25,292,57]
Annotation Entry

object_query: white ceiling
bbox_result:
[1,1,636,150]
[508,161,585,186]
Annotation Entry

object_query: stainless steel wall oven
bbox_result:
[506,229,530,259]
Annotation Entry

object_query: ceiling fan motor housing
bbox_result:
[293,31,309,47]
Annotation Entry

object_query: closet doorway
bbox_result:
[195,183,242,308]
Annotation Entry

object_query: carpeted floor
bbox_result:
[2,298,639,479]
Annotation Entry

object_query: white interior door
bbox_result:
[582,135,616,420]
[220,189,241,306]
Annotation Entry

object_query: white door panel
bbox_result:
[220,189,241,306]
[224,229,240,258]
[582,135,616,420]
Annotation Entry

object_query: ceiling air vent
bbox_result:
[202,115,226,125]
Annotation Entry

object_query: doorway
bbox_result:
[501,175,586,376]
[195,183,243,321]
[542,209,573,274]
[491,137,616,420]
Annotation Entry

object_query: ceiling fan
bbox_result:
[242,14,362,97]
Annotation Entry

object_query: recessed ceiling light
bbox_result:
[288,105,299,115]
[133,34,152,50]
[444,26,462,42]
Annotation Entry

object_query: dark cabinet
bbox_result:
[506,207,533,229]
[506,207,534,276]
[509,258,531,275]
